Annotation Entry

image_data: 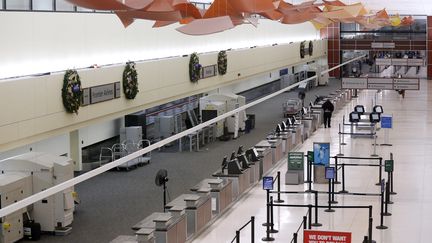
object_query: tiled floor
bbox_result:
[192,80,431,243]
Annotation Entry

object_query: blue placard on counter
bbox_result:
[381,115,392,129]
[263,176,274,190]
[325,167,335,180]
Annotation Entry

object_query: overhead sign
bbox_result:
[288,152,304,170]
[304,230,352,243]
[263,176,274,190]
[201,65,217,79]
[341,78,367,89]
[381,115,392,129]
[342,77,419,90]
[313,143,330,166]
[371,42,395,49]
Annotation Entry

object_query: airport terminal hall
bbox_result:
[1,0,432,243]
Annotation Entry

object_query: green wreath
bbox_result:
[189,52,201,83]
[217,50,228,75]
[300,41,306,59]
[308,41,313,56]
[61,69,82,114]
[123,61,139,99]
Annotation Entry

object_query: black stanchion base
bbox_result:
[305,189,314,193]
[330,200,338,204]
[274,199,285,203]
[380,143,393,146]
[262,223,274,227]
[311,223,323,227]
[339,190,349,193]
[336,153,344,156]
[304,180,313,183]
[385,201,394,204]
[268,229,279,233]
[383,212,392,216]
[325,209,335,213]
[371,154,379,157]
[375,182,381,186]
[262,237,275,242]
[390,192,397,195]
[334,181,341,185]
[341,143,347,145]
[376,225,388,230]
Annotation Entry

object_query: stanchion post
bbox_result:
[389,152,396,194]
[311,191,322,227]
[262,192,274,241]
[337,124,344,156]
[293,233,298,243]
[341,116,346,145]
[376,180,388,230]
[303,216,307,230]
[236,230,240,243]
[275,171,284,203]
[330,178,338,204]
[386,171,393,205]
[269,196,278,233]
[375,158,382,186]
[339,164,348,193]
[371,125,378,157]
[308,205,312,229]
[262,189,272,227]
[334,157,340,184]
[384,182,392,216]
[325,179,335,212]
[251,216,255,243]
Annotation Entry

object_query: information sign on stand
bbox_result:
[385,160,394,172]
[307,151,314,163]
[325,167,335,180]
[263,176,274,190]
[304,230,352,243]
[380,114,393,146]
[288,152,304,170]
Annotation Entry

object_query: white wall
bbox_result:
[0,11,320,80]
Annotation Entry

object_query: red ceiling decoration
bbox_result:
[67,0,414,35]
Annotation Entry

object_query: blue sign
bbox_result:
[313,143,330,166]
[325,167,335,180]
[263,176,274,190]
[381,116,392,129]
[279,68,289,76]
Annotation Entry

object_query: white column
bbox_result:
[70,130,82,171]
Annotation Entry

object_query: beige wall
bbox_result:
[0,40,326,152]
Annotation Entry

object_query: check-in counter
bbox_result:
[254,141,273,175]
[132,212,187,243]
[266,137,283,164]
[190,178,233,216]
[164,194,212,237]
[273,132,293,155]
[212,168,251,200]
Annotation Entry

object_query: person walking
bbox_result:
[322,99,334,128]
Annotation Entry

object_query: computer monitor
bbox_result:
[230,151,236,161]
[373,105,383,114]
[309,101,314,107]
[221,156,228,173]
[349,112,360,122]
[282,121,288,130]
[354,105,365,114]
[237,145,244,155]
[287,118,293,126]
[275,124,282,133]
[302,107,308,115]
[370,112,380,123]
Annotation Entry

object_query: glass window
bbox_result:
[55,0,74,11]
[76,6,93,12]
[33,0,53,11]
[6,0,30,10]
[0,1,3,9]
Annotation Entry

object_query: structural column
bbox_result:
[321,23,341,78]
[427,16,432,79]
[70,130,82,171]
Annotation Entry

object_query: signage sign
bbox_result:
[341,78,367,89]
[201,65,217,79]
[280,68,289,76]
[371,42,395,49]
[263,176,274,190]
[385,160,394,172]
[288,152,304,170]
[307,151,314,164]
[375,58,392,66]
[381,115,392,129]
[367,83,393,89]
[82,82,121,105]
[325,167,335,180]
[304,230,352,243]
[313,143,330,166]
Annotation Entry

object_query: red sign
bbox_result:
[304,230,351,243]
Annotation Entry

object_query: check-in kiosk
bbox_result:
[237,146,260,184]
[287,117,304,144]
[163,193,212,238]
[132,212,186,243]
[213,153,252,199]
[245,147,264,179]
[190,178,233,216]
[280,122,294,153]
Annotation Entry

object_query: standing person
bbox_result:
[322,99,334,128]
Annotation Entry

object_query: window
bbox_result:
[55,0,74,11]
[6,0,30,10]
[76,6,93,12]
[33,0,53,11]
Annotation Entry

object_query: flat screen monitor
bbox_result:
[373,105,383,114]
[370,113,380,122]
[287,118,293,126]
[302,107,308,115]
[309,101,314,107]
[349,112,360,122]
[282,121,288,130]
[354,105,365,114]
[230,151,236,161]
[237,145,244,155]
[276,124,282,133]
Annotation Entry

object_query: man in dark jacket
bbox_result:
[322,99,334,128]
